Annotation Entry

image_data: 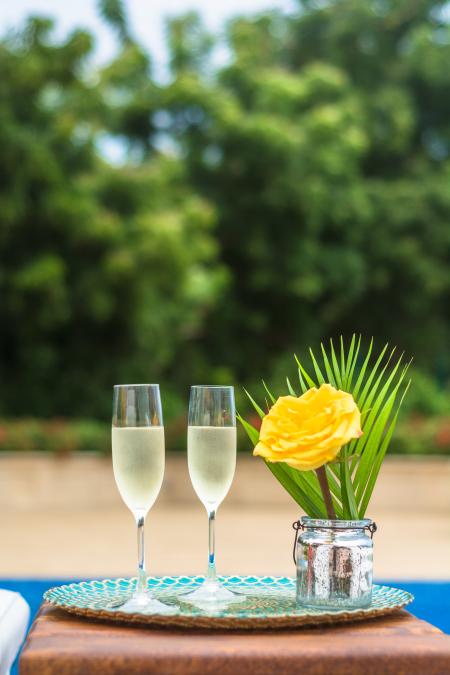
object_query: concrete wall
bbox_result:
[0,453,448,514]
[0,454,448,579]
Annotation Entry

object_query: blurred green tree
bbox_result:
[0,16,226,417]
[160,1,450,382]
[1,0,450,421]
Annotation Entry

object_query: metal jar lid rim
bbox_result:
[300,517,373,528]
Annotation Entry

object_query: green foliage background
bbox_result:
[0,0,449,438]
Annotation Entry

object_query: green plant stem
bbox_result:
[316,466,336,520]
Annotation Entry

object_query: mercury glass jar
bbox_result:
[294,517,376,609]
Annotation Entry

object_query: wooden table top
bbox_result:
[20,604,450,675]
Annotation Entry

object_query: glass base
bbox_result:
[110,592,176,615]
[181,580,242,609]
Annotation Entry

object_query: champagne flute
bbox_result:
[184,385,239,606]
[112,384,173,613]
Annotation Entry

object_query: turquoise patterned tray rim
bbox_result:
[44,576,414,630]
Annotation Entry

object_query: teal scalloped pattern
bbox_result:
[44,576,413,627]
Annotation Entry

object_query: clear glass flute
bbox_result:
[111,384,173,613]
[184,385,239,606]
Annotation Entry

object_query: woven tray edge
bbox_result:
[44,595,413,631]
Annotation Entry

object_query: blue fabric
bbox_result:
[2,578,449,675]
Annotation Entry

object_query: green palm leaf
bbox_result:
[353,359,410,489]
[352,337,374,400]
[294,354,316,389]
[286,377,297,396]
[358,381,411,516]
[329,339,343,388]
[344,334,361,390]
[265,462,327,518]
[239,336,410,519]
[243,389,265,419]
[262,380,276,404]
[309,348,326,384]
[237,414,259,445]
[341,450,359,519]
[320,342,337,386]
[297,368,308,394]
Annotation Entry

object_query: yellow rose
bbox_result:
[253,383,362,471]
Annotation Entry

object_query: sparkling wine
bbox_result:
[112,426,164,514]
[188,426,236,508]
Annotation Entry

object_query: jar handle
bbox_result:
[366,522,377,539]
[292,520,303,565]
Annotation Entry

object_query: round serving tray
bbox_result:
[44,575,413,630]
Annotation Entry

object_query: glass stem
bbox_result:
[207,509,217,584]
[136,514,146,596]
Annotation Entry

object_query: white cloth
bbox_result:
[0,590,30,675]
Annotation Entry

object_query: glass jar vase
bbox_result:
[294,517,376,610]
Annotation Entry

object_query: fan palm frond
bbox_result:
[239,336,411,519]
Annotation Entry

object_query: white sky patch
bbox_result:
[0,0,295,71]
